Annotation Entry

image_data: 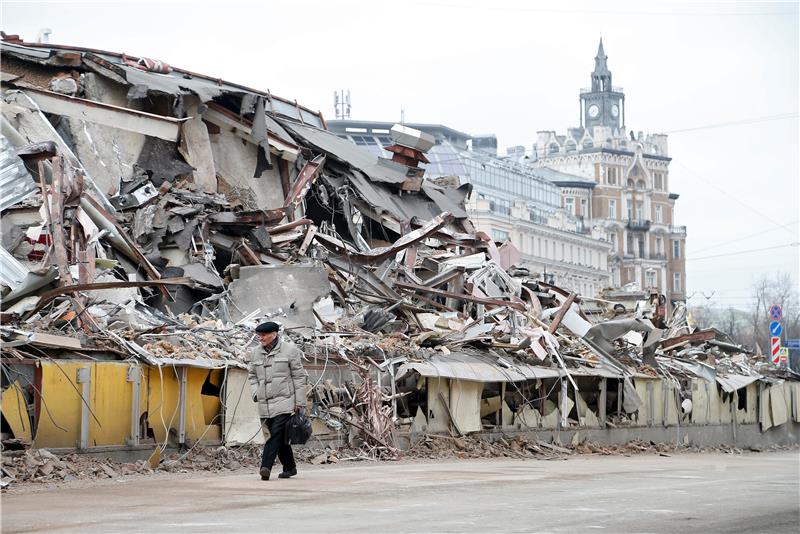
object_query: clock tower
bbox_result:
[580,38,624,131]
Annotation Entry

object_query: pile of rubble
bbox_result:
[1,34,797,466]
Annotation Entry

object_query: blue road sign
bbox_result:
[770,321,783,337]
[786,339,800,349]
[769,304,782,321]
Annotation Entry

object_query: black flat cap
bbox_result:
[255,321,280,333]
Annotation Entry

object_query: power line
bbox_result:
[418,1,799,17]
[673,161,796,236]
[687,219,798,256]
[664,112,798,134]
[687,241,799,261]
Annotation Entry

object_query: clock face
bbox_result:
[611,104,619,117]
[588,104,600,118]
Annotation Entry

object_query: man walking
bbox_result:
[247,321,307,481]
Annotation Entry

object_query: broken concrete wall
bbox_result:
[65,73,147,195]
[227,263,330,328]
[177,96,217,194]
[209,127,285,210]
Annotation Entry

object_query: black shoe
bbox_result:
[278,468,297,479]
[259,468,271,480]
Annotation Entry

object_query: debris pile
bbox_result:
[1,35,797,465]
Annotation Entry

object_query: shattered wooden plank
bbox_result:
[548,292,577,334]
[237,242,262,265]
[297,225,317,256]
[283,155,325,209]
[266,218,312,235]
[46,156,74,286]
[661,329,716,351]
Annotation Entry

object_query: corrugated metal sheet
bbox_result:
[0,135,38,212]
[716,374,760,393]
[398,352,561,383]
[0,246,29,289]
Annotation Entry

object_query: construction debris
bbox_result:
[1,34,798,478]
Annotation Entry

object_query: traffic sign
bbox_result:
[778,347,789,363]
[771,336,781,364]
[769,304,782,321]
[786,339,800,349]
[769,321,783,337]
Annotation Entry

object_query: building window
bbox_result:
[606,166,618,185]
[580,199,588,217]
[654,172,664,190]
[673,272,682,292]
[645,270,656,288]
[672,240,681,259]
[565,197,575,214]
[608,199,617,219]
[538,238,542,256]
[655,204,663,223]
[548,143,560,155]
[626,233,634,255]
[492,229,509,242]
[544,239,549,258]
[626,200,633,220]
[655,236,663,256]
[561,243,565,261]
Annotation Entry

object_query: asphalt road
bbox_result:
[2,451,798,533]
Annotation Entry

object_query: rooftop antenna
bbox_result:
[400,106,405,125]
[333,90,351,120]
[37,28,52,44]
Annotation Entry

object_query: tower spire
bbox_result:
[593,38,610,77]
[591,37,612,92]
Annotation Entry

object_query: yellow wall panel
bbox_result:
[88,363,135,446]
[35,361,83,448]
[1,381,33,442]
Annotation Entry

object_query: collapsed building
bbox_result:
[1,35,798,461]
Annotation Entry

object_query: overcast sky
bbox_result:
[4,0,799,311]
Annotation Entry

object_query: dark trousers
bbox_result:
[260,413,296,472]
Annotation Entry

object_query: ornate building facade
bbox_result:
[533,40,687,307]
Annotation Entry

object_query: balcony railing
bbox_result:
[649,253,666,261]
[669,225,687,236]
[626,219,651,232]
[580,86,624,94]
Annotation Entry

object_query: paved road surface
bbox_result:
[2,452,798,533]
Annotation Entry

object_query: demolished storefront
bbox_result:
[1,34,798,460]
